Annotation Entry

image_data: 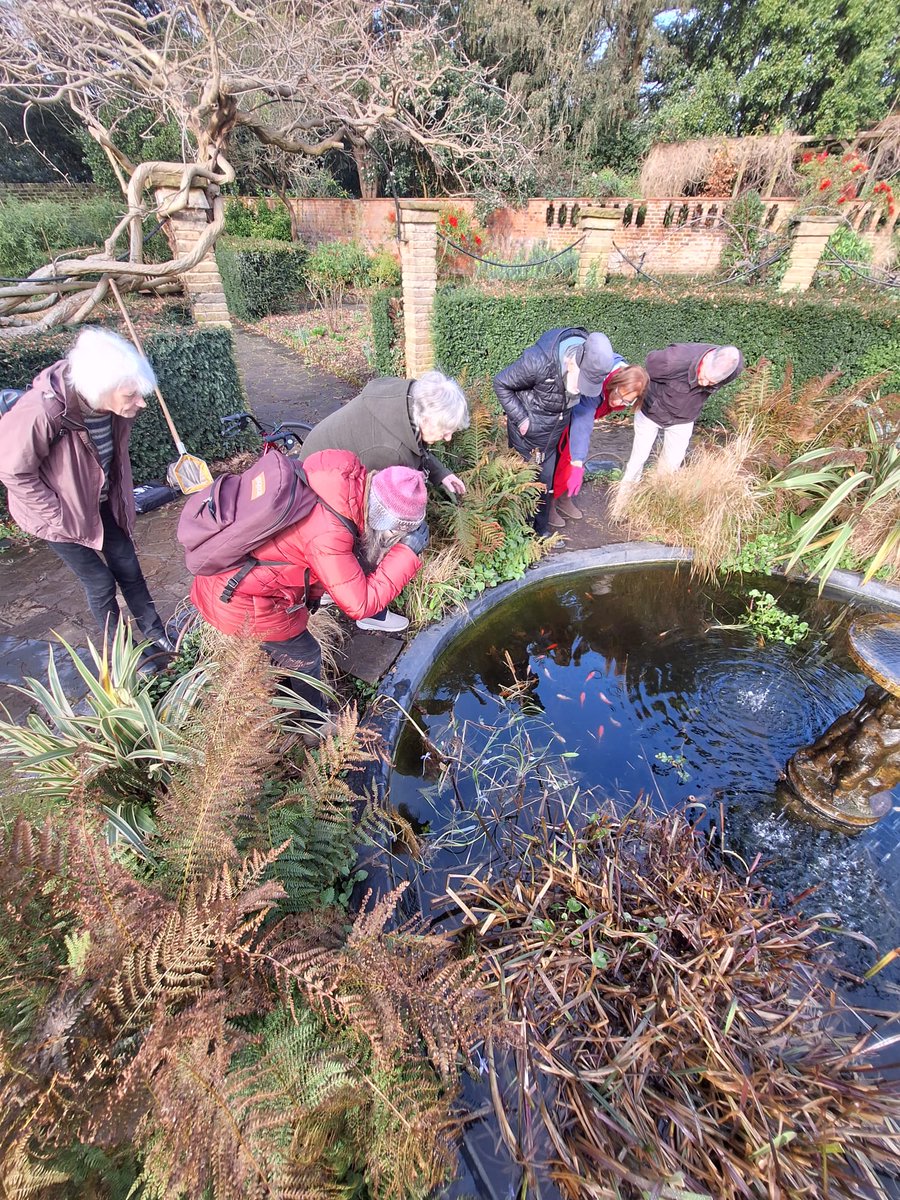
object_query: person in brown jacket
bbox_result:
[0,327,171,660]
[621,343,743,484]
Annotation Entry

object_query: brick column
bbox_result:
[577,207,622,286]
[156,187,231,326]
[398,200,442,377]
[778,215,841,292]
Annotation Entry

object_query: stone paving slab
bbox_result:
[337,629,405,686]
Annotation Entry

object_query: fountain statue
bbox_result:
[781,613,900,829]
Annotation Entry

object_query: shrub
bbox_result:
[0,196,124,279]
[368,247,401,287]
[579,166,641,199]
[305,239,372,305]
[0,320,250,484]
[369,288,403,376]
[216,235,307,320]
[816,224,873,286]
[224,196,293,240]
[430,284,900,422]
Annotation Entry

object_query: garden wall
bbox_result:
[0,181,105,203]
[287,196,900,275]
[411,284,900,423]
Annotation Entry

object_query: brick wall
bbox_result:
[0,181,105,202]
[283,193,898,277]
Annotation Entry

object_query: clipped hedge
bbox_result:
[0,323,250,485]
[423,284,900,423]
[370,288,403,376]
[216,236,307,321]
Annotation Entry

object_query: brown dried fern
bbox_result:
[156,637,280,895]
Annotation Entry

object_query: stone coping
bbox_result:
[367,544,900,795]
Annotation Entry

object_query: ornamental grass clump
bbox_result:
[449,801,900,1199]
[610,430,763,577]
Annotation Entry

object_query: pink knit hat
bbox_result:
[368,467,427,531]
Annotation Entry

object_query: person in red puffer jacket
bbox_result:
[191,450,427,728]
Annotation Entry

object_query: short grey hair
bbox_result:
[702,345,741,385]
[67,327,157,408]
[409,370,469,437]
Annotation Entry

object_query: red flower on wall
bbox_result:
[817,151,828,162]
[448,215,458,228]
[802,151,814,164]
[474,235,482,246]
[819,179,832,190]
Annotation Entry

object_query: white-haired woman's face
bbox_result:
[94,381,148,418]
[417,416,454,444]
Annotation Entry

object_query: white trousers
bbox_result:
[621,409,694,483]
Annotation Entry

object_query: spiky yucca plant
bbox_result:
[0,623,204,807]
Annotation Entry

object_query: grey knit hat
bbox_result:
[573,332,615,397]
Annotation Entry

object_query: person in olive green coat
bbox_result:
[298,372,469,496]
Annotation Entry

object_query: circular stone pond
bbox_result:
[387,562,900,988]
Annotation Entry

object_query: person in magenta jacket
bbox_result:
[191,451,427,722]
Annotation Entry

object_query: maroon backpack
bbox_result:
[177,452,357,603]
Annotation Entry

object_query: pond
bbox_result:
[389,564,900,991]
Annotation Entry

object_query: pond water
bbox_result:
[390,565,900,990]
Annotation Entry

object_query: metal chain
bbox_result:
[436,231,584,269]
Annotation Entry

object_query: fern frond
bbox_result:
[156,638,279,895]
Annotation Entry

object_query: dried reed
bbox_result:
[609,431,764,577]
[450,802,900,1199]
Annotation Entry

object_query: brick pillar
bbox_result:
[577,207,621,286]
[778,215,841,292]
[156,187,231,326]
[398,200,442,376]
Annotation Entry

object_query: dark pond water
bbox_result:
[388,564,900,1199]
[390,565,900,987]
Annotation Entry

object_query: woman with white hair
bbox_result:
[0,326,172,662]
[620,343,744,484]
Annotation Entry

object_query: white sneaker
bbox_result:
[356,610,410,633]
[318,592,335,607]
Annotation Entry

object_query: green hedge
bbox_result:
[370,288,403,376]
[424,285,900,423]
[216,236,307,321]
[0,323,250,485]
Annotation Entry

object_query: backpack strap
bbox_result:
[217,468,359,605]
[218,556,291,603]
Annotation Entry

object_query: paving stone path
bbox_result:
[0,328,630,720]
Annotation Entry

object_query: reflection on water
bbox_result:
[390,565,900,989]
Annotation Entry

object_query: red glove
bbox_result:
[565,466,585,497]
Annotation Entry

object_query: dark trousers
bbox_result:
[508,427,560,536]
[46,502,166,643]
[263,629,326,723]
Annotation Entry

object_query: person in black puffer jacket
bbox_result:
[493,328,615,535]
